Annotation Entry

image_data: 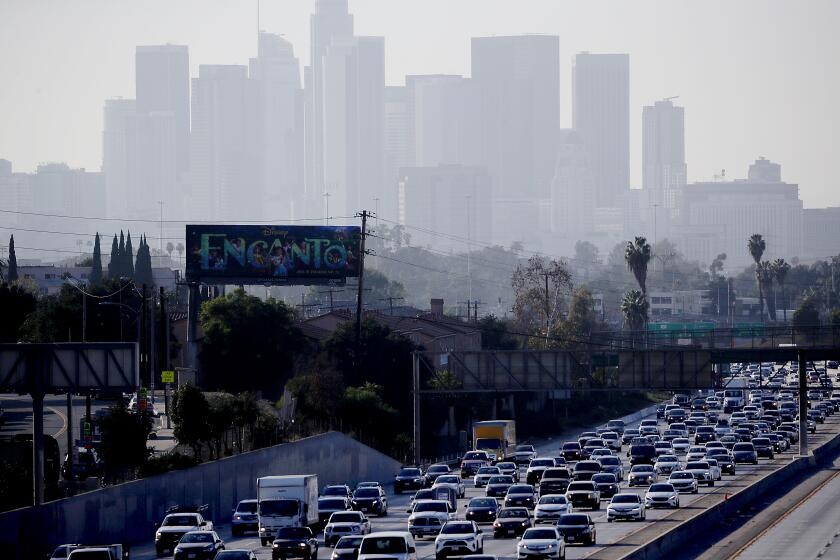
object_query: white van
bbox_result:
[358,531,417,560]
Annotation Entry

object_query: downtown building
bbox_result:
[642,98,686,243]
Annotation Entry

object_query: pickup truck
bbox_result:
[49,544,128,560]
[154,505,213,556]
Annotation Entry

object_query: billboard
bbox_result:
[185,225,361,285]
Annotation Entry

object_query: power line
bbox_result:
[0,208,356,224]
[0,225,184,241]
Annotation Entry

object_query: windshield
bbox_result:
[354,489,379,498]
[631,465,654,473]
[330,513,361,523]
[658,456,678,462]
[428,465,449,473]
[600,457,619,466]
[543,469,569,478]
[611,495,639,504]
[360,537,407,554]
[399,468,421,476]
[469,498,496,508]
[649,484,673,492]
[497,463,516,469]
[508,485,533,494]
[236,501,258,513]
[558,514,588,525]
[498,508,527,518]
[576,462,600,470]
[441,523,474,534]
[488,476,513,484]
[733,444,754,451]
[516,445,534,452]
[260,500,299,517]
[164,515,199,526]
[335,537,364,549]
[532,459,554,467]
[477,467,499,475]
[216,553,252,560]
[414,502,448,512]
[475,438,502,449]
[180,533,213,543]
[567,483,593,491]
[277,527,310,539]
[323,486,348,496]
[671,472,692,480]
[539,496,567,505]
[463,452,487,460]
[320,499,347,509]
[563,442,581,450]
[592,474,616,483]
[523,529,557,540]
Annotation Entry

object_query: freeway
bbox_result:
[124,389,840,560]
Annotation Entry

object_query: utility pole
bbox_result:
[379,296,405,315]
[158,200,164,254]
[354,211,371,371]
[319,287,343,312]
[161,286,171,428]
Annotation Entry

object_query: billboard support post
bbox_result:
[186,282,199,373]
[355,211,370,374]
[32,391,44,505]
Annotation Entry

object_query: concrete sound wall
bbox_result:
[0,431,401,559]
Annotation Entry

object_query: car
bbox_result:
[496,462,519,481]
[319,497,353,525]
[514,444,538,465]
[565,481,600,511]
[516,527,565,560]
[708,451,736,475]
[590,473,619,500]
[352,486,389,516]
[601,431,622,451]
[533,495,570,525]
[589,448,613,460]
[751,438,775,459]
[435,521,484,559]
[526,458,557,485]
[561,442,584,462]
[461,460,486,479]
[644,483,680,509]
[395,468,429,494]
[357,532,417,560]
[666,408,687,423]
[768,433,789,452]
[639,425,660,437]
[720,435,739,450]
[686,446,708,462]
[406,489,437,512]
[656,404,667,419]
[322,485,353,499]
[492,507,532,538]
[330,536,364,560]
[572,460,601,481]
[555,513,596,546]
[426,464,452,484]
[231,499,258,537]
[691,398,708,411]
[606,493,646,522]
[464,497,499,523]
[154,508,213,557]
[732,442,759,464]
[485,475,515,498]
[408,500,455,538]
[668,471,699,494]
[622,429,642,444]
[324,511,372,547]
[596,456,625,481]
[356,482,384,491]
[671,438,691,454]
[705,459,723,481]
[216,552,258,560]
[504,484,537,509]
[271,528,317,560]
[627,464,657,487]
[695,426,716,444]
[538,468,572,495]
[654,455,682,475]
[684,462,715,487]
[577,431,599,447]
[628,443,656,466]
[473,466,501,488]
[434,475,466,499]
[653,441,675,457]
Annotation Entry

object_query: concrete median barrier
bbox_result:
[0,431,400,560]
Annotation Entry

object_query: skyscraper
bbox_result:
[249,32,304,220]
[190,65,250,221]
[471,35,560,201]
[135,45,190,176]
[307,0,354,216]
[573,53,630,209]
[102,98,136,219]
[642,98,686,210]
[384,85,410,218]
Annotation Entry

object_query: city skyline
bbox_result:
[1,0,838,209]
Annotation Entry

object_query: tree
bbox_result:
[557,286,599,349]
[134,235,155,287]
[0,282,37,342]
[108,234,119,278]
[773,258,791,322]
[748,234,767,319]
[511,255,572,344]
[756,261,775,320]
[206,392,236,458]
[175,242,184,266]
[166,241,174,260]
[7,234,17,282]
[199,289,304,396]
[125,231,135,279]
[89,233,103,285]
[574,241,600,280]
[477,314,519,350]
[625,237,651,294]
[621,289,649,332]
[97,403,151,480]
[709,253,727,277]
[171,384,211,460]
[365,269,407,305]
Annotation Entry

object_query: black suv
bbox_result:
[271,527,318,560]
[394,467,428,494]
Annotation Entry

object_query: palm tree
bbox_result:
[756,261,774,320]
[747,234,767,319]
[175,242,185,268]
[621,289,649,332]
[625,236,652,294]
[773,258,791,322]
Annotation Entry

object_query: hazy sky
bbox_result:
[1,0,838,208]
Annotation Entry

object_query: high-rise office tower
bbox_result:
[573,53,630,208]
[307,0,354,215]
[642,98,686,210]
[471,35,560,201]
[384,85,410,218]
[102,98,136,219]
[190,65,250,221]
[135,45,190,176]
[322,36,385,217]
[249,32,304,220]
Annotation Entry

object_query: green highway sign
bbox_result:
[161,370,175,383]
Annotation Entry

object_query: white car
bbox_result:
[705,458,723,481]
[644,483,680,509]
[435,520,484,558]
[653,441,674,457]
[654,455,682,475]
[433,475,466,499]
[601,431,622,451]
[668,471,699,494]
[606,493,646,522]
[324,511,371,547]
[496,462,520,482]
[408,500,454,538]
[473,466,501,488]
[684,461,715,487]
[671,438,691,454]
[514,444,538,465]
[685,447,707,462]
[533,495,570,525]
[516,527,565,560]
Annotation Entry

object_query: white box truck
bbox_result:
[257,474,319,546]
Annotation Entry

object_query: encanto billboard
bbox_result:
[185,225,361,285]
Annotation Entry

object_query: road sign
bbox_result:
[161,370,175,383]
